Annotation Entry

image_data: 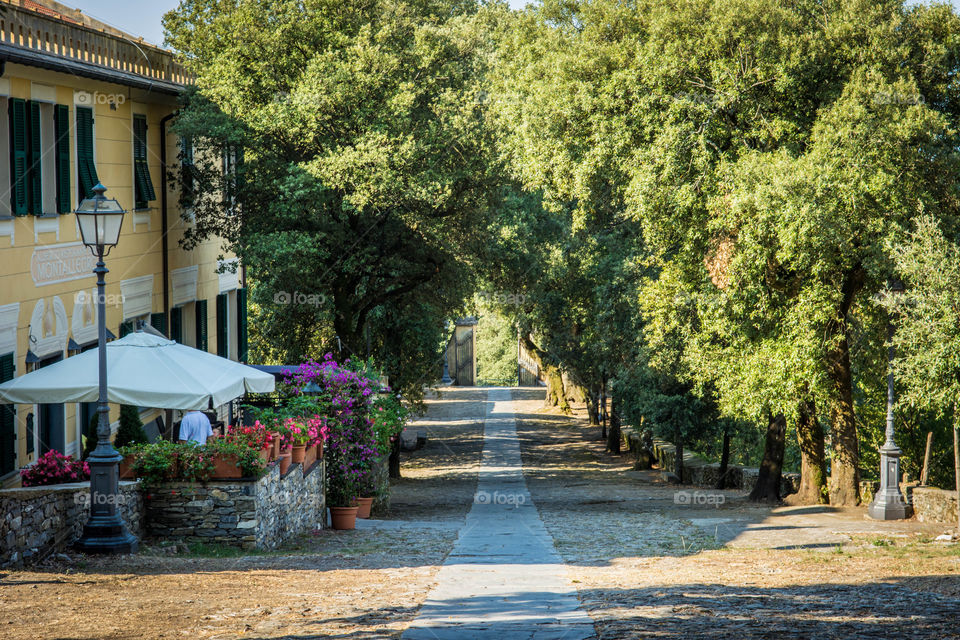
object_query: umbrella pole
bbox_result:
[75,255,138,554]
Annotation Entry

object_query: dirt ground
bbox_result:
[2,386,959,639]
[0,388,485,640]
[511,389,960,639]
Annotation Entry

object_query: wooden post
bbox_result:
[921,431,933,486]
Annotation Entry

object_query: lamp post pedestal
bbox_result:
[868,442,912,520]
[74,258,137,554]
[868,308,912,521]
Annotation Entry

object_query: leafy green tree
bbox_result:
[163,0,501,397]
[490,0,960,506]
[885,215,960,497]
[475,300,519,386]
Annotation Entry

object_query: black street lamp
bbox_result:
[868,277,913,520]
[74,184,138,554]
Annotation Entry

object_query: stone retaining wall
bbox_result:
[144,460,325,550]
[625,427,800,496]
[0,481,142,568]
[912,486,959,525]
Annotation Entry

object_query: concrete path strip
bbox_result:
[403,387,596,640]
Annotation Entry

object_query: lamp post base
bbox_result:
[868,447,913,520]
[74,520,138,554]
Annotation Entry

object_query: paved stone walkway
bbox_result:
[404,388,596,640]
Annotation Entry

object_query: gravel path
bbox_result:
[2,386,958,639]
[512,390,960,640]
[404,388,594,640]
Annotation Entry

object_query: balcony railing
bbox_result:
[0,0,189,93]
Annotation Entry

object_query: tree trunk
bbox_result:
[607,395,621,454]
[675,437,684,484]
[544,364,570,412]
[827,332,860,506]
[586,389,600,426]
[750,412,786,503]
[388,437,401,479]
[520,333,570,413]
[794,398,827,504]
[600,377,608,440]
[715,429,730,490]
[827,266,864,507]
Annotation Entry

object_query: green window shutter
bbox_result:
[75,106,100,200]
[26,101,42,215]
[54,104,71,213]
[216,293,228,358]
[0,354,16,476]
[150,312,167,336]
[119,319,135,337]
[170,306,183,343]
[133,114,155,208]
[180,136,195,207]
[195,300,208,352]
[9,98,28,216]
[237,287,248,362]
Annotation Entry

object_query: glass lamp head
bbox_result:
[75,184,126,256]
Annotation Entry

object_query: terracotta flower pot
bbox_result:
[303,444,317,469]
[355,497,373,519]
[278,451,292,475]
[212,454,242,479]
[270,432,281,459]
[291,445,306,464]
[118,455,137,479]
[259,447,270,464]
[330,506,359,530]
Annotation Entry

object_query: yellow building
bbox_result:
[0,0,247,485]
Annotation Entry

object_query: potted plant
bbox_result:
[302,415,328,469]
[204,437,268,479]
[20,450,90,487]
[116,444,142,480]
[177,443,215,482]
[283,417,313,464]
[132,440,181,485]
[327,468,361,530]
[226,422,274,462]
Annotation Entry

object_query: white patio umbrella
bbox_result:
[0,332,275,410]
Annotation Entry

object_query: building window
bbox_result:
[75,106,100,201]
[9,98,42,216]
[170,306,183,343]
[133,114,155,209]
[54,104,71,213]
[195,299,208,352]
[150,312,167,336]
[216,292,229,358]
[237,287,248,362]
[222,145,241,215]
[0,353,16,476]
[9,100,70,216]
[180,136,195,210]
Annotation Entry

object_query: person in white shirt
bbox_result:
[178,410,213,445]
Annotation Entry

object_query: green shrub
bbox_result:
[115,405,149,448]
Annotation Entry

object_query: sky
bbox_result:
[58,0,960,49]
[66,0,531,47]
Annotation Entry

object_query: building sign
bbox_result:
[31,242,96,287]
